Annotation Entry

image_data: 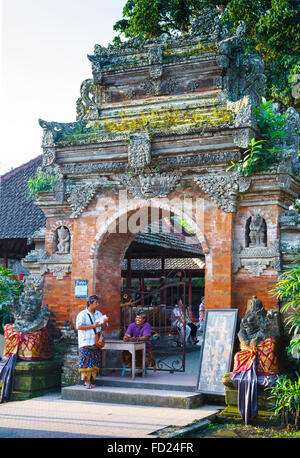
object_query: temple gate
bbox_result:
[22,17,300,372]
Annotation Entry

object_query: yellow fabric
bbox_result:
[3,324,52,360]
[232,337,281,375]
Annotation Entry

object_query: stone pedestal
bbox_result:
[0,360,62,401]
[217,373,280,426]
[61,345,81,387]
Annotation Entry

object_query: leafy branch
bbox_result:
[227,99,287,176]
[271,259,300,358]
[267,374,300,428]
[27,172,55,199]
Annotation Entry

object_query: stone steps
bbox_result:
[95,376,196,392]
[61,384,204,409]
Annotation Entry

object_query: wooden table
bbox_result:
[102,340,146,380]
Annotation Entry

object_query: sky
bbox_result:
[0,0,127,174]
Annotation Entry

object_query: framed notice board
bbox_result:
[196,309,238,395]
[75,280,88,299]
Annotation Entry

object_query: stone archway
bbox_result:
[92,199,208,339]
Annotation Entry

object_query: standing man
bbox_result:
[76,295,109,389]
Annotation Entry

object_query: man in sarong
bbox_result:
[76,295,109,389]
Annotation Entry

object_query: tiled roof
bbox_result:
[133,219,203,256]
[0,156,46,239]
[122,257,205,271]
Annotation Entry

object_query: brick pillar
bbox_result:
[202,204,234,310]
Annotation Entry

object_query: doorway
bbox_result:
[120,216,205,373]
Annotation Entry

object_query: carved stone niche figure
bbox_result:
[54,226,71,254]
[246,212,267,247]
[238,296,281,347]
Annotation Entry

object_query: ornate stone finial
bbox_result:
[87,54,103,84]
[240,54,267,106]
[277,107,300,176]
[191,7,223,40]
[5,275,50,334]
[76,79,99,121]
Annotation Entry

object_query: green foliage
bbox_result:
[113,0,300,107]
[267,374,300,427]
[227,99,287,175]
[271,259,300,358]
[0,265,23,333]
[293,199,300,213]
[221,0,300,107]
[113,0,203,42]
[254,99,287,140]
[27,172,55,198]
[285,310,300,357]
[272,261,300,313]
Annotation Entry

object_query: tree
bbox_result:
[113,0,300,107]
[222,0,300,106]
[113,0,204,41]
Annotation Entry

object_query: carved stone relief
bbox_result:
[22,249,72,281]
[141,76,177,97]
[118,167,182,199]
[194,173,251,212]
[42,148,56,167]
[233,240,281,277]
[128,132,151,170]
[66,183,101,218]
[233,209,281,277]
[23,221,73,280]
[42,261,72,280]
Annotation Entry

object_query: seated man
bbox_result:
[123,309,156,371]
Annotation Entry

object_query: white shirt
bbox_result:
[171,305,183,327]
[76,308,105,348]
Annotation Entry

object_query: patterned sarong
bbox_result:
[230,337,280,424]
[232,337,281,375]
[3,324,52,360]
[78,346,102,381]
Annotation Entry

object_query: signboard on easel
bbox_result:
[196,309,238,395]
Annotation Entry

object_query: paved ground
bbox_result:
[0,391,220,438]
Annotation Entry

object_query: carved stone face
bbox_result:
[139,175,160,197]
[252,214,262,226]
[21,305,38,321]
